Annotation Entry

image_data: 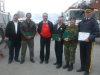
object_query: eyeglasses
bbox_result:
[85,11,92,13]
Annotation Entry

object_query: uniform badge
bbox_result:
[60,28,63,30]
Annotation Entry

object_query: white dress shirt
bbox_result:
[43,20,48,23]
[14,21,18,34]
[57,24,62,29]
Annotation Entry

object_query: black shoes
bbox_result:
[54,62,62,69]
[77,68,89,75]
[8,60,13,64]
[45,61,49,64]
[63,62,69,69]
[53,62,58,65]
[15,59,20,62]
[63,64,69,69]
[20,59,35,64]
[30,59,35,63]
[40,60,49,64]
[40,61,44,64]
[56,65,62,69]
[68,64,73,71]
[84,72,89,75]
[77,68,85,72]
[20,60,25,64]
[63,62,73,71]
[8,59,20,64]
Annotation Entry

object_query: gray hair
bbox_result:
[13,14,18,17]
[43,13,48,15]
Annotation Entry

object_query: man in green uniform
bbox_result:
[63,18,78,71]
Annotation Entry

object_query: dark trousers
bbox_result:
[9,41,21,61]
[80,41,94,72]
[40,36,51,61]
[55,41,63,65]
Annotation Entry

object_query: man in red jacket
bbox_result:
[38,13,53,64]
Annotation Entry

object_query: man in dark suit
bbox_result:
[53,17,66,68]
[38,13,53,64]
[5,14,21,64]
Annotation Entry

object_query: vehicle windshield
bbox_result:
[70,10,84,20]
[93,11,99,20]
[70,10,99,20]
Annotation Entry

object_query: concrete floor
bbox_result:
[0,35,100,75]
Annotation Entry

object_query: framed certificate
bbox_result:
[63,32,74,38]
[24,32,33,36]
[78,32,90,41]
[6,41,13,46]
[52,34,61,40]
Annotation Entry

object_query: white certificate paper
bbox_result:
[78,32,90,41]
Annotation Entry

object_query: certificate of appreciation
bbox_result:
[78,32,90,41]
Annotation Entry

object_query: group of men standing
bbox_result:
[5,7,99,75]
[5,13,36,64]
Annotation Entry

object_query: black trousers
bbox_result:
[40,36,51,61]
[9,41,21,61]
[55,41,63,65]
[80,41,94,72]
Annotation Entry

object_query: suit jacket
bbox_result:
[53,23,66,39]
[37,20,53,36]
[5,21,21,42]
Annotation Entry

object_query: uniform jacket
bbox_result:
[64,24,78,45]
[78,17,99,41]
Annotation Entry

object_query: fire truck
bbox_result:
[63,7,100,25]
[0,0,10,44]
[0,11,10,44]
[63,6,100,43]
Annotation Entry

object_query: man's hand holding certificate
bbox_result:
[52,34,61,41]
[78,32,90,41]
[24,32,33,40]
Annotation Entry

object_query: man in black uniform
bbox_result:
[77,8,99,75]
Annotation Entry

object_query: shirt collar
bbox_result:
[43,20,48,23]
[58,23,62,26]
[13,21,18,23]
[26,19,31,23]
[85,17,92,20]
